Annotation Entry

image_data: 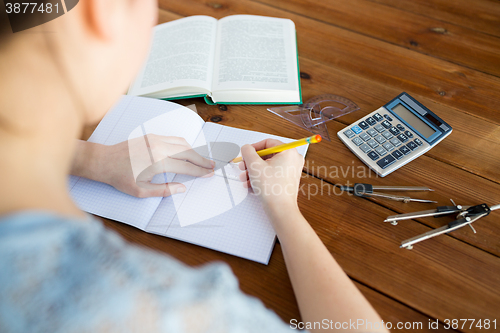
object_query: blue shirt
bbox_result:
[0,212,295,332]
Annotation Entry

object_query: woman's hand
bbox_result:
[71,136,215,198]
[239,140,388,333]
[238,139,304,216]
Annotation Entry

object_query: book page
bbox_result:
[69,96,206,230]
[211,15,299,101]
[128,16,218,98]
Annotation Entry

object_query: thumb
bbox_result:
[240,144,263,165]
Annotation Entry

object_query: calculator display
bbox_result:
[392,104,436,138]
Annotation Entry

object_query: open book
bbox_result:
[127,15,301,105]
[69,96,308,264]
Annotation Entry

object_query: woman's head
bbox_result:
[0,0,158,125]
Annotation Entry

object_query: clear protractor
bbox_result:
[300,94,359,128]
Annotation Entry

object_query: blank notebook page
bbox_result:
[69,96,308,264]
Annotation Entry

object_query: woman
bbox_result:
[0,1,388,332]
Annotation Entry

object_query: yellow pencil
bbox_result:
[232,135,322,163]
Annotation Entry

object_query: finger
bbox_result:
[135,182,186,198]
[271,147,304,165]
[168,146,215,169]
[137,158,213,182]
[243,139,284,162]
[240,144,265,165]
[250,138,285,151]
[260,152,278,161]
[166,159,215,177]
[238,170,249,182]
[150,141,215,169]
[238,161,246,170]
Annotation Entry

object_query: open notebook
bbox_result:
[69,96,308,264]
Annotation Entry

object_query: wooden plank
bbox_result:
[253,0,500,77]
[157,0,500,125]
[367,0,500,38]
[297,177,500,333]
[157,5,182,22]
[305,121,500,256]
[295,57,500,184]
[355,283,454,332]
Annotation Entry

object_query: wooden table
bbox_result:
[85,1,500,332]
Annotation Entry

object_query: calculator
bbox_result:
[337,92,452,177]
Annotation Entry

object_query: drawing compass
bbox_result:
[384,200,500,249]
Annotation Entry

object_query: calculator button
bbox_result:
[389,127,400,136]
[376,155,396,169]
[381,120,392,129]
[414,138,423,146]
[375,135,386,144]
[397,133,409,143]
[399,146,411,155]
[390,138,401,147]
[351,125,363,134]
[407,141,418,151]
[396,124,405,131]
[343,129,355,138]
[358,121,369,130]
[384,114,393,121]
[375,124,385,133]
[373,113,384,122]
[359,143,371,153]
[367,151,379,161]
[367,139,379,149]
[392,150,403,160]
[359,132,371,141]
[366,117,377,126]
[404,130,413,138]
[352,137,364,146]
[375,146,387,156]
[367,129,378,137]
[382,131,393,140]
[382,142,394,151]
